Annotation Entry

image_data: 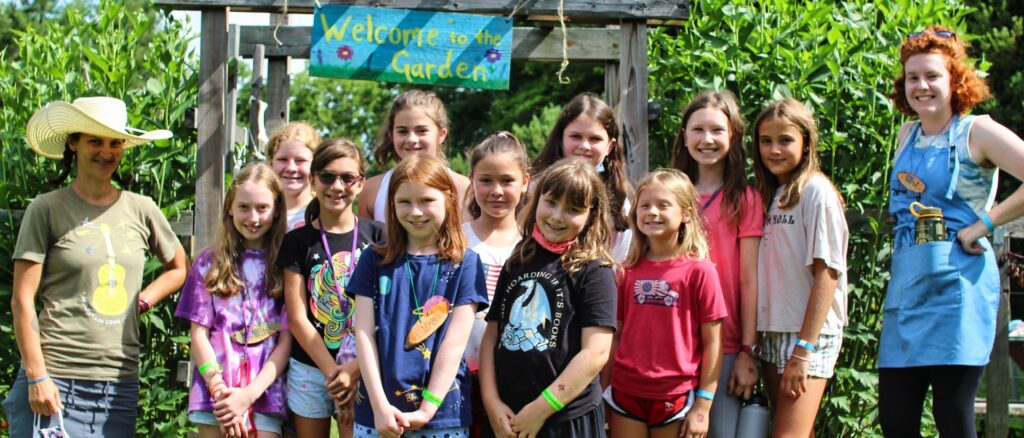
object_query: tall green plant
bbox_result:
[648,0,971,435]
[0,1,198,435]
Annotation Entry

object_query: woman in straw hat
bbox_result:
[3,97,187,437]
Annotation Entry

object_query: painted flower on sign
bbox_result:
[485,48,501,63]
[337,45,354,60]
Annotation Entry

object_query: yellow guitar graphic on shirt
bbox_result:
[89,224,130,316]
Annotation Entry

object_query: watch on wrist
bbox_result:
[739,344,762,357]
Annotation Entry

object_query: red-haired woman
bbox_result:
[880,26,1024,436]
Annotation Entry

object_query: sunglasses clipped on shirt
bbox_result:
[909,30,956,39]
[316,171,364,187]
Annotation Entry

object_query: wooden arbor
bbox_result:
[154,0,689,251]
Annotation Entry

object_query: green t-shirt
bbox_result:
[13,187,180,380]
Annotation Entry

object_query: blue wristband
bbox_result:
[695,389,714,401]
[795,338,816,353]
[981,212,996,234]
[27,375,49,385]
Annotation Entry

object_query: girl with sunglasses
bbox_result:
[880,25,1024,436]
[279,138,386,437]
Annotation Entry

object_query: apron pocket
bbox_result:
[885,241,964,311]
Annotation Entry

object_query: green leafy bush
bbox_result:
[0,1,198,435]
[647,0,971,435]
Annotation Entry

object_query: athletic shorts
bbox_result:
[603,386,693,427]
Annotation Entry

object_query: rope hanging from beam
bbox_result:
[508,0,529,17]
[272,0,288,46]
[556,0,570,83]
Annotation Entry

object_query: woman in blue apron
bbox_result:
[879,26,1024,437]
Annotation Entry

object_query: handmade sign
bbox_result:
[310,5,512,90]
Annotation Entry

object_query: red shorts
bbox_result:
[603,386,693,427]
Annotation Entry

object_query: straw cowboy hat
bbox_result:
[26,96,173,159]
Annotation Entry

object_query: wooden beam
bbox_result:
[154,1,689,21]
[265,13,291,134]
[237,26,620,61]
[618,21,648,186]
[195,8,229,253]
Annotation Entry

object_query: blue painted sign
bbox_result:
[310,5,512,90]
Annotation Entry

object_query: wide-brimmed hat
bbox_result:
[26,97,173,159]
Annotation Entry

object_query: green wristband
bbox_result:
[421,388,444,407]
[541,388,564,411]
[198,360,221,376]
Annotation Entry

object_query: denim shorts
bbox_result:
[2,368,138,437]
[760,331,843,378]
[287,358,337,418]
[188,410,283,434]
[353,422,468,437]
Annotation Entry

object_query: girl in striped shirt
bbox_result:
[460,132,531,436]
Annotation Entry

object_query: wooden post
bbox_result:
[604,60,619,110]
[250,44,266,156]
[618,21,649,186]
[195,7,229,253]
[225,23,240,171]
[987,235,1011,437]
[265,13,291,134]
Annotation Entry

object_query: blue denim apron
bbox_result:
[879,115,1000,368]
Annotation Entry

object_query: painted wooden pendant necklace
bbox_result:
[897,116,957,194]
[404,255,452,353]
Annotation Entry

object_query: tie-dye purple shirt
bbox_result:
[175,248,289,415]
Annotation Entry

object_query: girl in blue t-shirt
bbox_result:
[347,155,488,438]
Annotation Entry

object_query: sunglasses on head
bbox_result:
[909,30,956,39]
[316,171,363,186]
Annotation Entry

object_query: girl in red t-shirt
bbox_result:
[672,90,764,436]
[607,169,727,438]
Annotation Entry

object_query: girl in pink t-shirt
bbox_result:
[672,90,764,437]
[607,169,727,438]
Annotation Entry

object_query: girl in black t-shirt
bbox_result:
[480,158,618,438]
[279,139,385,437]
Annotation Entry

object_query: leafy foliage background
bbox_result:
[1,0,1021,436]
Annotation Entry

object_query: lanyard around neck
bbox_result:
[318,218,359,308]
[405,255,441,317]
[702,188,722,210]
